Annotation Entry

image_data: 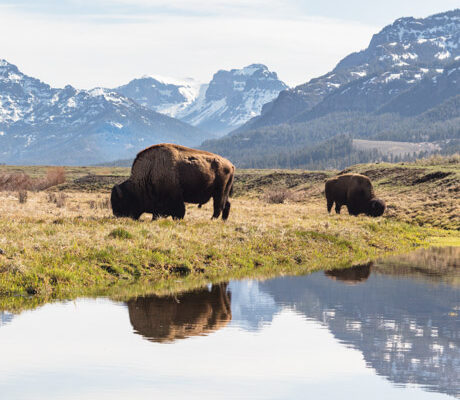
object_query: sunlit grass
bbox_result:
[0,156,458,312]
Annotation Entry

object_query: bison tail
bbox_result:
[228,175,234,197]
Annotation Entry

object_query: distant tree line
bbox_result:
[200,96,459,170]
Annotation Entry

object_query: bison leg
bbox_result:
[335,203,342,214]
[222,201,231,220]
[327,198,334,213]
[212,194,223,219]
[170,201,186,220]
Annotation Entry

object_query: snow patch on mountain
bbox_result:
[114,64,288,136]
[176,64,288,134]
[115,75,202,118]
[236,9,460,132]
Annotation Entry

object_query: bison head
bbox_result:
[367,198,386,217]
[111,180,143,220]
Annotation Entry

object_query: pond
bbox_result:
[0,247,458,399]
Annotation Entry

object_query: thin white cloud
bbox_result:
[0,7,377,88]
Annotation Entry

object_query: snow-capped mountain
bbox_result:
[238,9,460,131]
[115,76,201,117]
[177,64,288,135]
[0,60,209,165]
[115,64,288,136]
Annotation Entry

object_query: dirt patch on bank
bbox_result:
[56,174,126,192]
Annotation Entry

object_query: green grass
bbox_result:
[0,156,458,312]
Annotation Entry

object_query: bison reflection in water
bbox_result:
[325,263,372,284]
[127,283,231,343]
[111,143,235,220]
[325,173,385,217]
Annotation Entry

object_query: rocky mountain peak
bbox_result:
[236,9,460,132]
[113,64,288,135]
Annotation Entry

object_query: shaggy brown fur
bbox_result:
[111,143,235,220]
[325,173,385,217]
[127,284,231,343]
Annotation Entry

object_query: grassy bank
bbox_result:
[0,156,458,311]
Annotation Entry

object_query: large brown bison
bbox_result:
[111,144,235,220]
[127,283,232,343]
[325,173,385,217]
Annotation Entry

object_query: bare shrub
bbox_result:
[34,167,66,190]
[45,167,66,187]
[0,173,34,191]
[0,167,66,192]
[18,190,28,204]
[88,198,111,210]
[47,192,67,208]
[47,193,57,203]
[100,198,111,209]
[289,190,306,202]
[263,187,293,204]
[55,193,67,208]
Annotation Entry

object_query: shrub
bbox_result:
[46,167,66,186]
[263,187,293,204]
[47,192,67,208]
[18,190,28,204]
[0,173,33,191]
[0,167,66,191]
[88,198,111,210]
[108,228,133,239]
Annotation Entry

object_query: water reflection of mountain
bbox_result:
[124,248,459,397]
[0,311,13,328]
[260,267,460,398]
[228,280,280,331]
[127,283,231,343]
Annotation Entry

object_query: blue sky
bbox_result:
[0,0,457,88]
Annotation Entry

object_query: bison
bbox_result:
[127,283,231,343]
[325,263,372,284]
[325,173,385,217]
[111,144,234,220]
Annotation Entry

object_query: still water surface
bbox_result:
[0,247,458,399]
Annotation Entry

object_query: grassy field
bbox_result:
[353,139,440,157]
[0,155,458,311]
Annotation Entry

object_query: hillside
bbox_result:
[237,9,459,131]
[202,104,459,169]
[202,10,460,169]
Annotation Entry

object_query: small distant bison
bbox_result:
[111,144,234,220]
[325,173,385,217]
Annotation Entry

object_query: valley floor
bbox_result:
[0,156,458,311]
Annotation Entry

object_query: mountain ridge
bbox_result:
[201,9,460,169]
[114,64,288,135]
[234,9,460,133]
[0,59,210,165]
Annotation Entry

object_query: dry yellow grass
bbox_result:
[0,157,458,311]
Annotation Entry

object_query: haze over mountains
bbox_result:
[0,9,458,166]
